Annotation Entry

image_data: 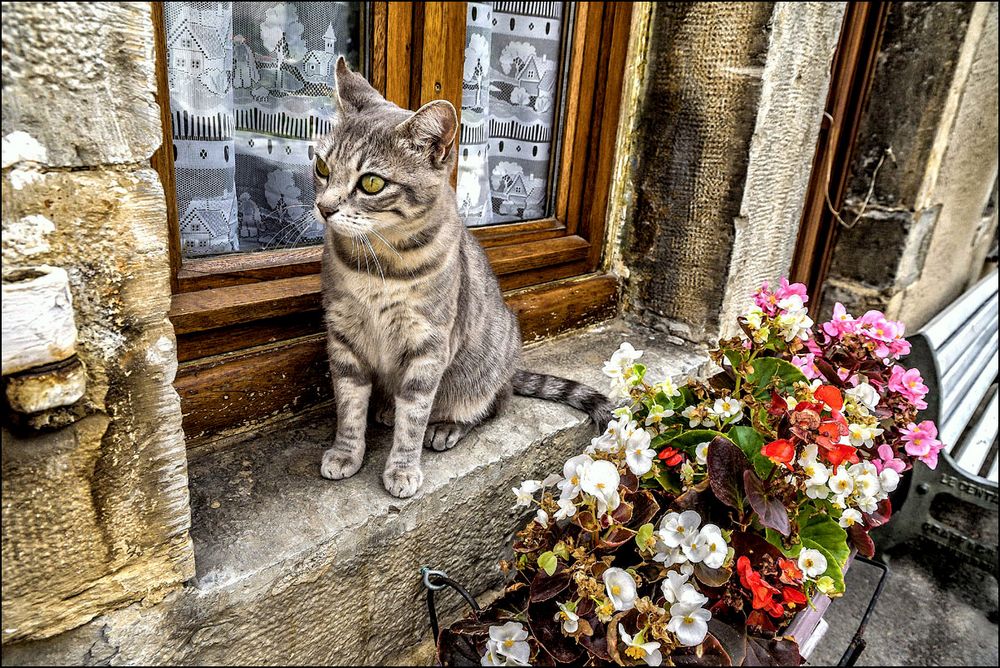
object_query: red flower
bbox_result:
[781,586,807,610]
[658,446,685,467]
[767,391,788,417]
[824,443,860,469]
[814,385,843,412]
[737,557,783,617]
[761,439,796,467]
[778,558,803,585]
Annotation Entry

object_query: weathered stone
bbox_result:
[1,2,162,167]
[1,265,78,375]
[0,322,710,665]
[718,2,846,337]
[1,167,193,643]
[5,356,87,414]
[622,3,842,343]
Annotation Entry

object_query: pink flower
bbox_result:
[888,365,929,410]
[822,303,856,337]
[874,444,906,474]
[901,421,943,469]
[775,278,809,304]
[754,282,779,316]
[886,338,912,359]
[805,336,823,355]
[791,353,820,380]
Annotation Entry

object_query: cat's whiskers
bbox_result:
[362,233,386,285]
[369,229,403,261]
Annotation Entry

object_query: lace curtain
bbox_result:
[456,2,566,227]
[164,2,360,258]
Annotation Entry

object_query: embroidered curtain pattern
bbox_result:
[456,2,566,227]
[164,1,360,258]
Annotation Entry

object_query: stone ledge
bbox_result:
[1,319,709,666]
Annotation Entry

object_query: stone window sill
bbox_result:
[175,318,710,664]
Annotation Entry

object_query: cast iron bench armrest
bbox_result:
[874,267,999,572]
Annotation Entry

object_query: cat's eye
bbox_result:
[315,158,330,179]
[359,173,386,195]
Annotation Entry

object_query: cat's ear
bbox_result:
[332,56,383,114]
[396,100,458,168]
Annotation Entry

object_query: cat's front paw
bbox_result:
[320,448,363,480]
[382,464,424,498]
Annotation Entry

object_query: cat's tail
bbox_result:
[512,370,613,431]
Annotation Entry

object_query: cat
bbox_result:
[315,58,612,498]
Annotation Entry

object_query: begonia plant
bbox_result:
[437,278,939,667]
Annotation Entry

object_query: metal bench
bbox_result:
[874,268,998,572]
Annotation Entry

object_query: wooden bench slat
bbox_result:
[921,269,999,348]
[953,387,998,475]
[936,292,999,376]
[940,322,997,399]
[989,455,998,483]
[940,333,998,446]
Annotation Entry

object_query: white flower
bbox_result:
[698,525,728,569]
[798,443,820,467]
[848,423,882,448]
[801,459,830,488]
[695,441,711,466]
[828,469,854,497]
[667,600,711,647]
[680,529,711,563]
[856,495,879,514]
[805,483,830,500]
[558,454,593,501]
[659,510,701,548]
[581,459,622,516]
[607,342,644,369]
[845,382,880,412]
[854,473,880,500]
[534,509,549,526]
[625,429,656,476]
[512,480,541,508]
[486,622,530,666]
[603,567,637,611]
[679,461,696,486]
[555,602,579,634]
[660,570,707,606]
[654,377,681,398]
[481,641,506,666]
[711,397,743,422]
[839,508,863,528]
[879,468,900,494]
[645,403,674,426]
[680,405,713,428]
[774,297,814,342]
[618,624,663,666]
[652,543,686,567]
[744,305,765,330]
[554,498,577,521]
[798,548,828,579]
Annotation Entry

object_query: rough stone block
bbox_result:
[2,168,193,642]
[1,321,709,665]
[1,2,162,167]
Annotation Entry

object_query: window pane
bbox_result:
[164,2,362,259]
[457,2,567,227]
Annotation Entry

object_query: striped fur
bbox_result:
[317,58,611,498]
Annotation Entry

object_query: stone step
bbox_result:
[4,319,707,666]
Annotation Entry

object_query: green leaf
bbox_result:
[664,429,725,455]
[635,523,655,551]
[800,540,846,595]
[799,514,850,571]
[744,358,807,398]
[552,541,570,561]
[537,551,558,577]
[652,470,682,494]
[727,426,775,478]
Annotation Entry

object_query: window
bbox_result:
[151,2,631,446]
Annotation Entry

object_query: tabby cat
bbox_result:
[316,58,611,498]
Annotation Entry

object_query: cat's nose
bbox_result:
[318,203,339,218]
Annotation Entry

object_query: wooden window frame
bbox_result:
[151,2,632,445]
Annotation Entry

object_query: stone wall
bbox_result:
[619,2,846,343]
[1,2,194,645]
[822,2,999,326]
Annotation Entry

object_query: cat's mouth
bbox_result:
[315,206,372,238]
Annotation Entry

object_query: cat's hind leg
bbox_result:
[423,422,474,451]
